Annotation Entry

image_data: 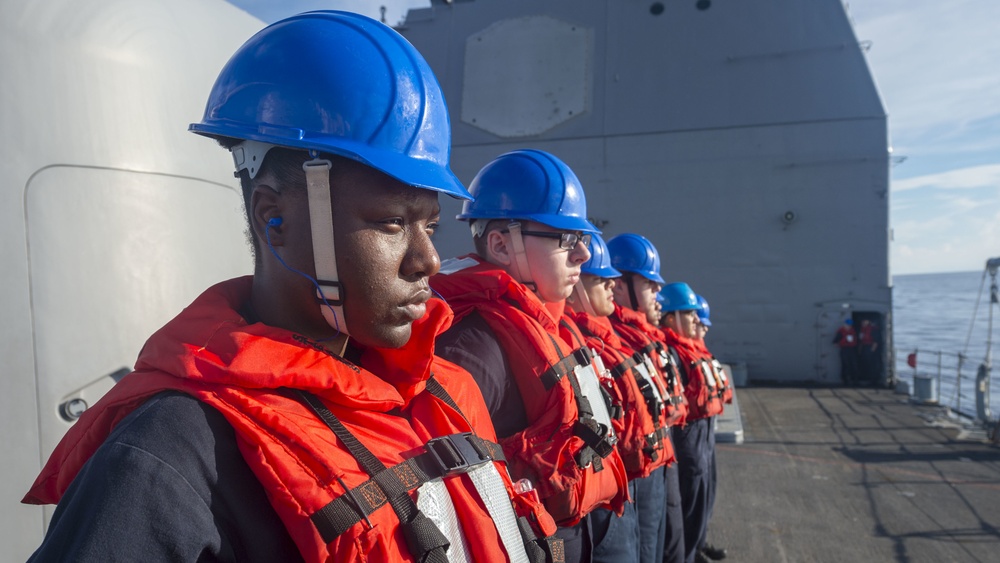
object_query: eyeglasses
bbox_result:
[503,229,592,250]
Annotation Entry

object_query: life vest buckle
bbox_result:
[425,432,490,477]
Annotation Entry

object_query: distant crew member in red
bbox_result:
[858,319,881,384]
[833,318,860,385]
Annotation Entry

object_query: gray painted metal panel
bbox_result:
[403,0,891,383]
[462,16,592,137]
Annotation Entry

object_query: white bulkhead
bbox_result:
[1,0,262,557]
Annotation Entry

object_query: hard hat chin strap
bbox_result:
[506,222,537,292]
[571,283,598,317]
[625,274,640,312]
[303,157,349,337]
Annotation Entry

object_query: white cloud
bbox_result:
[892,164,1000,192]
[891,188,1000,273]
[850,1,1000,142]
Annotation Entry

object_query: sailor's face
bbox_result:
[579,274,616,317]
[632,276,662,325]
[677,309,700,338]
[331,164,442,348]
[697,323,709,340]
[521,222,591,303]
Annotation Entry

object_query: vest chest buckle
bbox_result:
[425,432,490,477]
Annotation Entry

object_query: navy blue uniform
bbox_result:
[29,392,301,562]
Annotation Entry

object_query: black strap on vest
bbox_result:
[298,390,450,561]
[668,345,691,387]
[426,378,563,563]
[517,515,567,563]
[297,381,509,562]
[576,322,635,382]
[543,331,618,470]
[650,342,686,404]
[539,347,593,391]
[560,319,622,421]
[298,378,564,563]
[639,342,658,358]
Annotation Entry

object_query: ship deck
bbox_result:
[711,386,1000,562]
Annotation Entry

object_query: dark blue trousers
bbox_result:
[634,466,667,563]
[674,417,713,563]
[591,481,639,563]
[706,419,717,523]
[662,456,685,563]
[557,516,592,563]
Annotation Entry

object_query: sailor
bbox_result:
[562,234,647,563]
[606,233,686,563]
[691,293,729,562]
[858,319,881,384]
[433,149,630,563]
[659,282,725,563]
[24,12,559,562]
[833,318,860,386]
[694,294,733,406]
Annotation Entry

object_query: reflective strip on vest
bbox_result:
[416,479,473,563]
[465,463,531,563]
[573,362,614,432]
[712,359,729,385]
[700,361,717,388]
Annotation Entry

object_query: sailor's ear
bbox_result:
[250,185,285,246]
[485,229,513,266]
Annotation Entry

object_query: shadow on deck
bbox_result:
[711,387,1000,563]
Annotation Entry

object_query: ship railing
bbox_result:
[893,347,993,423]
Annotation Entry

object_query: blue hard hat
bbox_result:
[189,11,470,200]
[457,150,599,233]
[606,233,666,284]
[695,294,712,326]
[659,282,700,312]
[581,234,622,278]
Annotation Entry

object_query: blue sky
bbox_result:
[228,0,1000,276]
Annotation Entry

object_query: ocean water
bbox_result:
[892,269,1000,418]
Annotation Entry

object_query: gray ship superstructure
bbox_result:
[401,0,892,384]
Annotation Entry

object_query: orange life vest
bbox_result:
[431,256,629,526]
[564,307,673,480]
[859,324,876,346]
[610,305,689,428]
[694,336,734,405]
[835,325,858,348]
[662,327,725,421]
[24,277,559,563]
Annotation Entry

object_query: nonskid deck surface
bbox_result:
[710,387,1000,562]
